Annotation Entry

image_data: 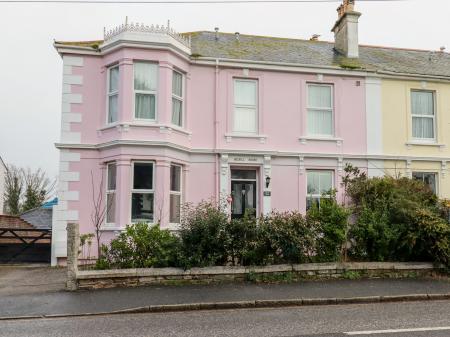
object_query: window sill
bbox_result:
[100,225,124,232]
[97,123,192,136]
[406,141,445,149]
[299,136,343,146]
[225,133,268,144]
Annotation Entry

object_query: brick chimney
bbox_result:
[331,0,361,58]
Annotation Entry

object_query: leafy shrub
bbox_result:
[224,213,259,266]
[257,211,317,265]
[178,201,229,268]
[307,193,349,262]
[96,223,180,269]
[402,208,450,266]
[344,164,450,266]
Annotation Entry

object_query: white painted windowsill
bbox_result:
[97,123,192,136]
[406,141,445,148]
[299,136,343,145]
[100,225,124,232]
[225,133,268,144]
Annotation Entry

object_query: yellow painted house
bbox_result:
[381,78,450,198]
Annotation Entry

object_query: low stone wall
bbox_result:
[75,262,438,290]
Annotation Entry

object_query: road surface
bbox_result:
[1,300,450,337]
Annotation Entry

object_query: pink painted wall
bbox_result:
[59,44,368,248]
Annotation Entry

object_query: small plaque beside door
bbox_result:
[263,191,271,197]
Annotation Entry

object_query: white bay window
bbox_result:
[134,62,157,120]
[172,71,184,127]
[307,84,333,137]
[306,170,333,210]
[131,162,154,223]
[107,66,119,124]
[411,90,435,141]
[233,79,258,133]
[169,165,182,224]
[106,162,116,225]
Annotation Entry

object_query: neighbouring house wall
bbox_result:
[382,79,450,199]
[382,79,450,158]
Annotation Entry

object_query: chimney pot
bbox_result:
[215,27,219,40]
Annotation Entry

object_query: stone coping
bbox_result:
[76,262,436,280]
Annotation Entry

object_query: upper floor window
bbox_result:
[411,90,435,141]
[131,162,154,223]
[307,84,333,137]
[172,71,184,127]
[134,62,157,121]
[233,79,258,134]
[169,164,182,224]
[106,162,116,224]
[306,170,333,210]
[412,172,437,194]
[107,66,119,124]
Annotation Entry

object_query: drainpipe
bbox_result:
[214,58,220,201]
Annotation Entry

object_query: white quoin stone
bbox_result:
[332,2,361,59]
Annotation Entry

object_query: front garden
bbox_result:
[93,165,450,272]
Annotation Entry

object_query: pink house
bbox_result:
[52,1,370,264]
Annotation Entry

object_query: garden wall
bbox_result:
[75,262,438,290]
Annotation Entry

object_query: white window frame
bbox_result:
[233,78,258,134]
[411,90,436,142]
[306,170,334,209]
[106,65,119,125]
[169,164,182,224]
[133,62,158,122]
[171,70,184,128]
[307,83,334,137]
[412,171,438,195]
[130,161,155,224]
[105,162,117,226]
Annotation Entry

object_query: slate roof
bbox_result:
[189,32,450,78]
[55,31,450,79]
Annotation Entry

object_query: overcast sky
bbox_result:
[0,0,449,179]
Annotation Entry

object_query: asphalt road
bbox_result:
[1,300,450,337]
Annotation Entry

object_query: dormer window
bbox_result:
[134,62,158,121]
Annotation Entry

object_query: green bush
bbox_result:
[224,213,259,266]
[96,223,180,269]
[307,192,349,262]
[344,165,450,266]
[178,201,229,268]
[257,211,317,265]
[402,208,450,266]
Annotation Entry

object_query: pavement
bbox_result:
[1,300,450,337]
[0,264,66,296]
[1,265,450,319]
